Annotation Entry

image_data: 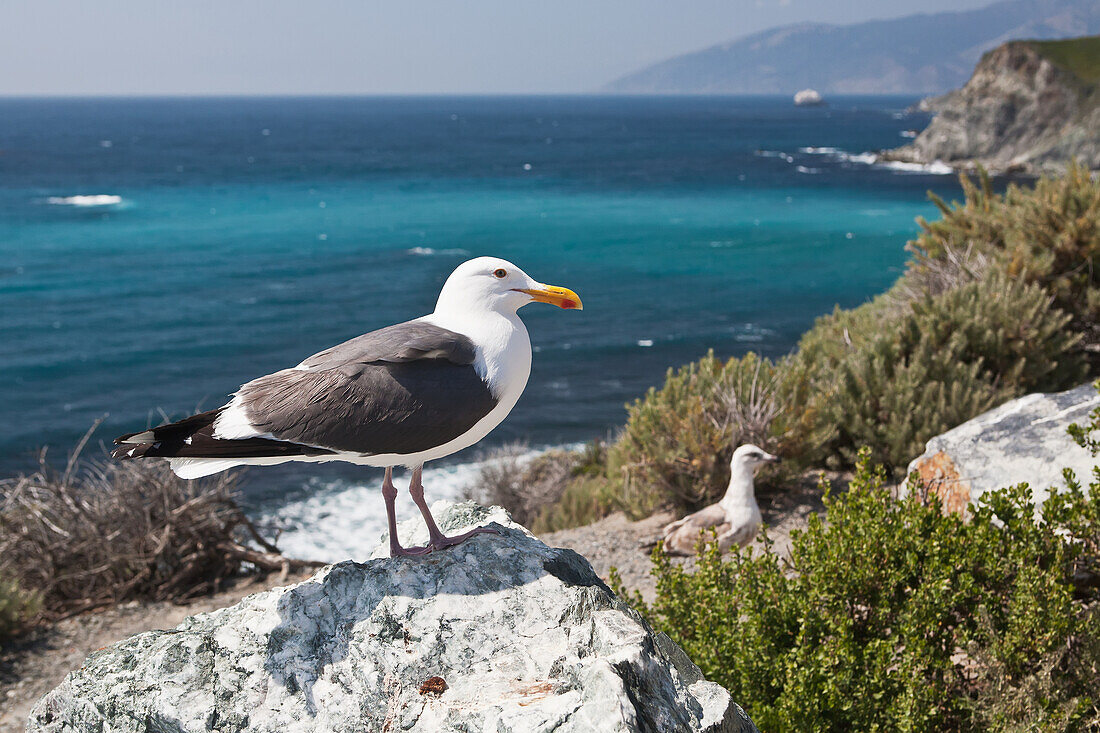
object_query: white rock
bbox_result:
[28,502,757,733]
[793,89,824,106]
[906,383,1099,515]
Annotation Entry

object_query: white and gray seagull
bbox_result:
[113,257,582,557]
[660,444,779,555]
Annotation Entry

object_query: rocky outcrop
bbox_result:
[886,37,1100,174]
[27,502,756,733]
[907,383,1099,516]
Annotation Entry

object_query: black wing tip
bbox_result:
[112,442,153,460]
[114,430,141,446]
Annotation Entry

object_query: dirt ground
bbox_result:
[544,475,828,601]
[1,478,828,731]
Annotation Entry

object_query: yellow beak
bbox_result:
[517,283,583,310]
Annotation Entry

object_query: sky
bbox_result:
[0,0,1001,95]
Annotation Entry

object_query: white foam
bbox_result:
[795,166,821,174]
[836,151,878,165]
[259,444,579,562]
[798,146,840,154]
[406,247,472,257]
[46,194,124,207]
[877,159,954,175]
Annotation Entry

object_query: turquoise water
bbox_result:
[1,95,962,508]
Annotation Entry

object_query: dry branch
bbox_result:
[0,435,320,621]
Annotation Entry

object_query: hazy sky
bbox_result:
[1,0,999,95]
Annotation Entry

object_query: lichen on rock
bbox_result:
[28,502,756,732]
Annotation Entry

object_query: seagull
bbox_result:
[113,257,582,557]
[660,444,779,555]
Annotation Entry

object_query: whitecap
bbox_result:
[796,166,821,174]
[732,323,775,343]
[798,146,840,154]
[45,194,124,207]
[406,247,471,257]
[877,159,954,175]
[637,339,654,347]
[836,151,878,165]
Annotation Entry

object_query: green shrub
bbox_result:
[0,574,40,645]
[793,271,1085,471]
[615,447,1100,732]
[530,475,617,534]
[910,165,1100,351]
[607,351,785,518]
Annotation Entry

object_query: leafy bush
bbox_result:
[530,475,617,534]
[607,351,785,518]
[0,574,40,645]
[614,447,1100,731]
[793,271,1085,471]
[910,166,1100,352]
[0,437,316,620]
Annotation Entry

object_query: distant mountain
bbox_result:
[603,0,1100,95]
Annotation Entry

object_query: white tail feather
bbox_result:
[169,458,246,479]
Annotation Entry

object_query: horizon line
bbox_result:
[0,91,930,100]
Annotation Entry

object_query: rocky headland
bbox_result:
[885,36,1100,174]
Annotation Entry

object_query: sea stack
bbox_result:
[793,89,824,106]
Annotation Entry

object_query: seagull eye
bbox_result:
[493,268,507,279]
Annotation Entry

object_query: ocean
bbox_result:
[1,95,963,559]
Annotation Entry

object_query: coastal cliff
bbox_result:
[886,36,1100,174]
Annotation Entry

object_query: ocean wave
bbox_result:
[732,323,775,343]
[259,443,580,562]
[45,194,125,207]
[835,151,878,165]
[798,146,840,155]
[796,166,821,175]
[835,151,952,175]
[876,159,954,175]
[406,247,471,257]
[755,150,794,162]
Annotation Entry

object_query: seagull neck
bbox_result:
[720,461,758,510]
[427,307,530,397]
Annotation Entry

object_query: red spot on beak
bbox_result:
[561,299,578,309]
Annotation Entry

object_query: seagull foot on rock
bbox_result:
[426,526,500,552]
[389,541,434,558]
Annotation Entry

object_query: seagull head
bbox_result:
[435,256,583,316]
[732,444,780,470]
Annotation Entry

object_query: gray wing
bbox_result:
[238,321,498,456]
[297,321,478,370]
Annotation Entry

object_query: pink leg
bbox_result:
[382,467,431,558]
[409,464,499,551]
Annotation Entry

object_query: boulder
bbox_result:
[907,383,1099,515]
[793,88,824,106]
[28,502,756,733]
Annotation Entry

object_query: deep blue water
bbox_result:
[1,95,962,508]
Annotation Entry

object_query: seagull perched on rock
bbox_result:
[661,444,779,555]
[113,257,582,557]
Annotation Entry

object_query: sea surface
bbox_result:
[1,95,964,559]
